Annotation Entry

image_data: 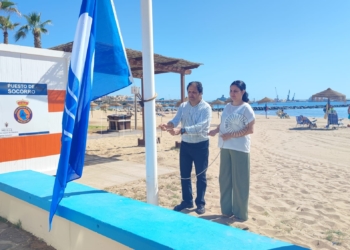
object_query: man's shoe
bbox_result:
[173,201,193,211]
[195,205,205,215]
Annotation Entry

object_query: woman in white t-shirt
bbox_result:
[209,80,255,221]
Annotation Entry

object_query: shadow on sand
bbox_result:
[289,127,336,131]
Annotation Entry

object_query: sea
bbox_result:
[221,101,350,119]
[103,100,350,119]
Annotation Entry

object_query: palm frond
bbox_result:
[0,15,19,30]
[40,28,48,34]
[23,14,31,23]
[40,20,52,26]
[14,11,52,47]
[14,30,26,41]
[0,1,20,15]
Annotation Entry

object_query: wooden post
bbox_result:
[142,78,145,141]
[181,72,185,103]
[134,93,137,130]
[175,72,186,148]
[138,78,146,146]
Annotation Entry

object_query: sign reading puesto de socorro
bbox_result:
[0,82,50,137]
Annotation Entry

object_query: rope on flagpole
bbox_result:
[136,93,157,107]
[100,107,103,136]
[142,93,157,102]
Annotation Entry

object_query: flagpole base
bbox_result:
[138,137,160,146]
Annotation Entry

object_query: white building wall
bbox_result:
[0,44,71,174]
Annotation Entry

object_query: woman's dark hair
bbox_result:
[187,81,203,94]
[231,80,249,102]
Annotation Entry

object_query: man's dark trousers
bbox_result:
[179,140,209,206]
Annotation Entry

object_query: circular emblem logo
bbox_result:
[14,106,33,124]
[224,113,248,133]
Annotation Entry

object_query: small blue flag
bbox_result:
[49,0,132,229]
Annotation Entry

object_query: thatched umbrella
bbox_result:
[156,103,163,110]
[100,103,109,113]
[257,97,274,118]
[211,99,225,105]
[110,101,122,107]
[210,99,225,110]
[311,88,346,102]
[124,103,133,108]
[257,97,275,104]
[109,102,122,115]
[90,102,98,117]
[311,88,346,119]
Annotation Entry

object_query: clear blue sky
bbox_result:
[4,0,350,101]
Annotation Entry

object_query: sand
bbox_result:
[87,109,350,250]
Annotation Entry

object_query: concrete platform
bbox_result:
[1,171,308,250]
[75,158,175,189]
[0,158,175,250]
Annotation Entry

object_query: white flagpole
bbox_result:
[100,108,102,135]
[141,0,158,205]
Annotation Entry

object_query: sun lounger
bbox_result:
[296,115,317,128]
[326,113,343,129]
[276,110,290,119]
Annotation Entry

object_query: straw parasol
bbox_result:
[109,102,122,115]
[257,97,275,104]
[90,102,98,117]
[257,97,274,118]
[110,101,122,107]
[210,99,225,110]
[211,99,225,105]
[90,102,98,108]
[311,88,346,102]
[100,103,109,113]
[311,88,346,119]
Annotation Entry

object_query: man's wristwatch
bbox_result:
[180,128,186,135]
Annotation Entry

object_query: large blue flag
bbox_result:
[49,0,132,229]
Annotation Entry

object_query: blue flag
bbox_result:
[49,0,132,229]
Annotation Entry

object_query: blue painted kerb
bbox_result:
[0,170,308,250]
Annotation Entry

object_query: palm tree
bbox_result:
[0,15,19,43]
[15,12,52,48]
[0,0,20,15]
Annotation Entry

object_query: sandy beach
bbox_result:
[87,109,350,250]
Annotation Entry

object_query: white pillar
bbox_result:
[141,0,158,205]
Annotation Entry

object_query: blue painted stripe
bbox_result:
[19,131,50,136]
[0,171,309,250]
